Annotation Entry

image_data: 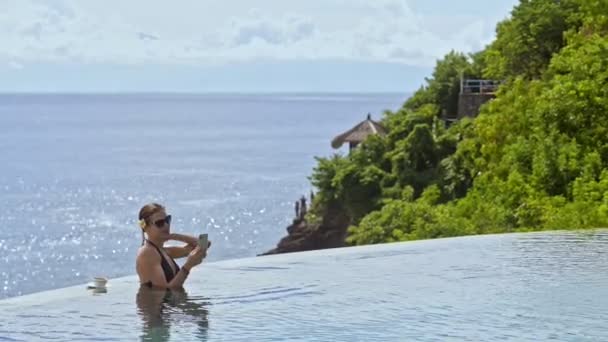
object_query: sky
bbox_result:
[0,0,519,93]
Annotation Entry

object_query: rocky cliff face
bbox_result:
[259,202,350,256]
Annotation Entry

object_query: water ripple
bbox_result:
[2,231,608,340]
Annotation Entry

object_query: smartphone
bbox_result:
[198,233,209,252]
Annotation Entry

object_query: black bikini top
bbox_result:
[144,239,180,286]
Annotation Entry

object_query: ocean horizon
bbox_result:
[0,92,407,299]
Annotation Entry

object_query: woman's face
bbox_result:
[145,209,171,241]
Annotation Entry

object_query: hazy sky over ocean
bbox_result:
[0,0,518,92]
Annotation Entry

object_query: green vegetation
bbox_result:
[309,0,608,246]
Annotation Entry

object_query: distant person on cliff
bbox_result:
[136,203,211,289]
[300,196,307,219]
[295,200,300,219]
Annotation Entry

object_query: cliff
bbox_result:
[259,202,350,256]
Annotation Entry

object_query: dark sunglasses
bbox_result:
[153,215,172,228]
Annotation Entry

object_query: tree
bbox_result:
[403,51,473,116]
[484,0,582,80]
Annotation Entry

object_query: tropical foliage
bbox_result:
[309,0,608,245]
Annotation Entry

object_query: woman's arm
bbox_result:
[166,233,198,259]
[170,233,198,245]
[137,246,203,289]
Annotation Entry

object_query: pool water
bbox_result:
[2,231,608,341]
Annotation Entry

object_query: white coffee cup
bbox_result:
[93,277,107,288]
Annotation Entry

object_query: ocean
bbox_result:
[0,93,405,299]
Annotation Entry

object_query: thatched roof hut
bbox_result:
[331,114,387,151]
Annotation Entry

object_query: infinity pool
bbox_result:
[2,231,608,341]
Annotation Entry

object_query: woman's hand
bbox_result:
[184,246,206,269]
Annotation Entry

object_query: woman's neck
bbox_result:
[146,236,165,247]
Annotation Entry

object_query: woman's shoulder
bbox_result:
[136,244,160,261]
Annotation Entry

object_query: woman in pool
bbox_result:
[136,203,210,289]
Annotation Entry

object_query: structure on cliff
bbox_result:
[331,113,387,152]
[442,78,501,125]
